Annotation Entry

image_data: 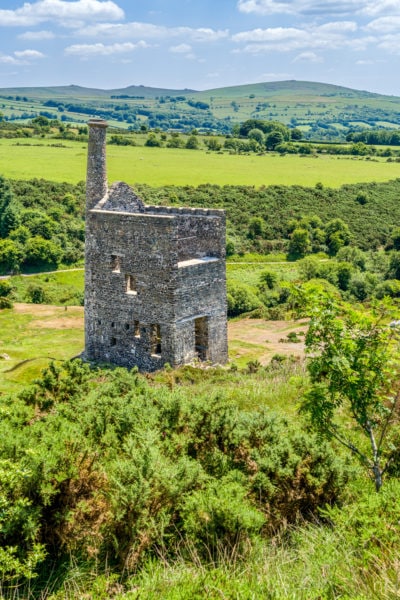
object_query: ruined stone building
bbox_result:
[84,119,228,371]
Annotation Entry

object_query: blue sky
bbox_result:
[0,0,400,95]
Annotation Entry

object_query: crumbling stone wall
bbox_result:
[84,119,228,372]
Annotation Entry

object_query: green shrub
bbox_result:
[375,279,400,299]
[227,282,262,316]
[25,283,51,304]
[0,296,13,309]
[0,279,12,296]
[258,269,277,290]
[0,362,350,580]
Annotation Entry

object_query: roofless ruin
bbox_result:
[83,119,228,371]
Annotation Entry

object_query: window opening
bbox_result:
[126,274,137,295]
[111,255,121,273]
[111,337,117,347]
[125,323,130,331]
[194,317,208,361]
[150,324,161,356]
[134,321,140,338]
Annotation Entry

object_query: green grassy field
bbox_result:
[1,138,399,187]
[0,303,84,394]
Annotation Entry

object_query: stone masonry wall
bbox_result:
[84,120,228,372]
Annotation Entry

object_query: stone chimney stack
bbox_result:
[86,119,108,211]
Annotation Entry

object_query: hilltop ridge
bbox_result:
[1,79,400,140]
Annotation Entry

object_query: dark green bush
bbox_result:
[0,296,13,308]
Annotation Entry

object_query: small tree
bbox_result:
[301,293,400,491]
[288,228,311,259]
[186,135,199,150]
[247,128,264,145]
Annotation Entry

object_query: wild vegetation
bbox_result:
[0,320,400,598]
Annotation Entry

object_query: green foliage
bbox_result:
[0,360,349,584]
[288,228,311,259]
[247,128,264,145]
[258,269,278,290]
[375,278,400,299]
[321,478,400,580]
[325,218,351,255]
[24,236,62,268]
[336,245,366,270]
[181,476,265,558]
[301,293,400,490]
[0,296,13,309]
[166,134,184,148]
[227,281,261,316]
[387,251,400,279]
[248,216,265,239]
[109,134,136,146]
[25,283,50,304]
[0,279,12,297]
[0,460,46,582]
[145,132,162,147]
[0,175,21,238]
[0,238,23,274]
[391,227,400,250]
[185,135,199,149]
[204,137,222,151]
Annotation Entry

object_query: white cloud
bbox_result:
[232,23,373,53]
[293,51,323,62]
[0,55,21,65]
[317,21,358,32]
[18,29,55,40]
[169,43,192,53]
[377,34,400,53]
[77,21,168,38]
[232,27,306,43]
[77,21,229,42]
[237,0,400,17]
[64,40,150,58]
[237,0,295,15]
[14,49,45,58]
[0,48,45,64]
[237,0,361,16]
[366,16,400,32]
[362,1,400,16]
[0,0,124,28]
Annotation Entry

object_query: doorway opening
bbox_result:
[194,317,208,361]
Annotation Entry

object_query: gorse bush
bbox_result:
[0,360,350,583]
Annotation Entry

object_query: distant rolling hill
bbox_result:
[1,80,400,140]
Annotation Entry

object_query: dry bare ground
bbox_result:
[228,318,308,365]
[14,303,84,329]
